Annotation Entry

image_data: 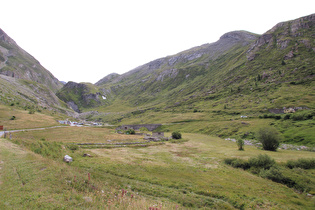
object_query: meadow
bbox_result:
[1,124,315,209]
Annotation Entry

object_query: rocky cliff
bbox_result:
[247,14,315,61]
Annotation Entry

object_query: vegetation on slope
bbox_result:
[2,126,315,209]
[77,14,315,146]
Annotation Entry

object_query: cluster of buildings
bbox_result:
[58,120,102,126]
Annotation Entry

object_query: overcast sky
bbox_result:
[0,0,314,83]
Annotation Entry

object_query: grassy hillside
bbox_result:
[1,126,315,209]
[74,14,315,146]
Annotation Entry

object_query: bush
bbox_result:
[248,154,275,170]
[139,127,149,132]
[224,158,250,170]
[283,114,291,120]
[10,116,16,120]
[259,166,295,188]
[286,158,315,169]
[236,139,244,150]
[126,129,135,135]
[256,127,281,151]
[172,131,182,139]
[231,159,250,170]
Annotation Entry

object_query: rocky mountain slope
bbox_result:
[0,28,72,114]
[91,14,314,111]
[0,29,62,92]
[56,14,314,116]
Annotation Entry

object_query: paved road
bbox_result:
[0,126,67,138]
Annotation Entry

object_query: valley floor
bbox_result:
[1,126,314,209]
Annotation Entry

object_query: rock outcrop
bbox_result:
[247,14,315,61]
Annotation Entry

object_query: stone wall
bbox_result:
[116,124,162,131]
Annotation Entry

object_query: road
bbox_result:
[0,126,67,137]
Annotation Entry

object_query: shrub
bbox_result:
[236,139,244,151]
[286,158,315,169]
[224,158,237,165]
[10,116,16,120]
[172,131,182,139]
[126,129,135,135]
[259,166,295,187]
[283,114,291,120]
[248,154,275,170]
[224,158,250,170]
[292,113,305,121]
[231,159,250,170]
[139,127,149,132]
[256,127,281,151]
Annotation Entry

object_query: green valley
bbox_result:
[1,14,315,209]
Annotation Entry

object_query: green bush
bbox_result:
[236,139,244,151]
[286,158,315,169]
[10,116,16,120]
[291,110,314,121]
[256,127,281,151]
[224,158,250,170]
[292,113,305,121]
[231,159,250,170]
[224,158,237,165]
[248,154,275,170]
[126,129,135,135]
[139,127,149,132]
[259,166,296,188]
[172,131,182,139]
[283,114,291,120]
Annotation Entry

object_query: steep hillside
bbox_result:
[0,28,74,115]
[80,14,314,145]
[0,29,62,92]
[95,31,258,107]
[93,14,314,111]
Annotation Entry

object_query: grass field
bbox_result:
[1,125,315,209]
[0,105,61,130]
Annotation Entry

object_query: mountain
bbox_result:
[0,29,62,91]
[57,14,314,117]
[93,31,258,107]
[56,81,110,113]
[0,28,73,115]
[94,14,314,108]
[80,14,313,145]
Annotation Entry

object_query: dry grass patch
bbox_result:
[12,126,141,143]
[0,105,59,130]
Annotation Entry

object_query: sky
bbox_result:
[0,0,314,83]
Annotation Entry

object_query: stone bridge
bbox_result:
[116,124,162,131]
